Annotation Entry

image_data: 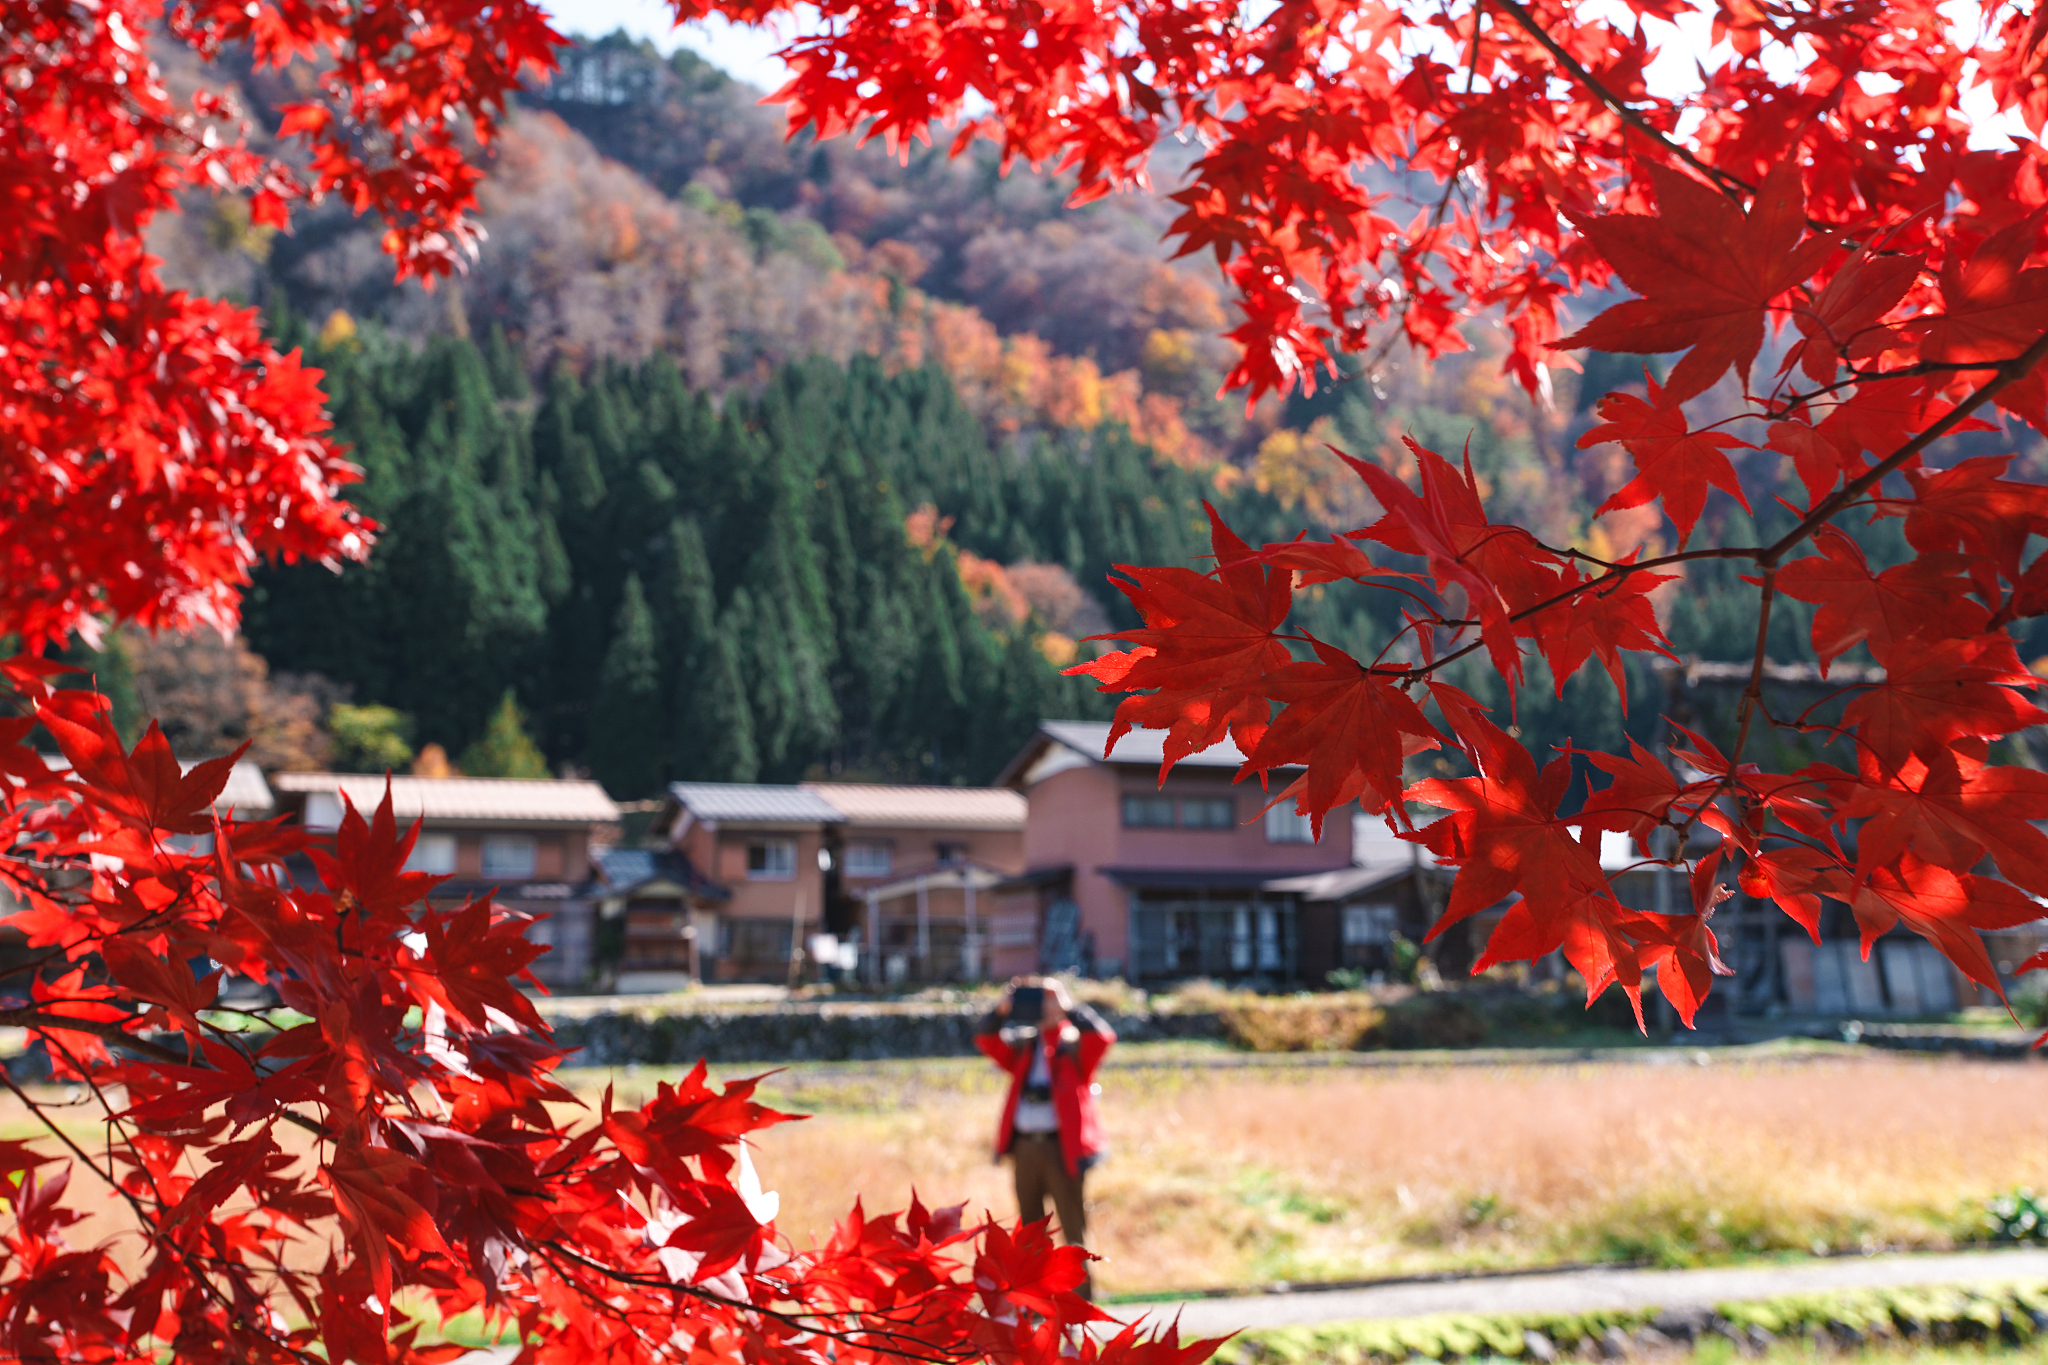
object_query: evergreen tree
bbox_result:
[588,575,668,796]
[459,690,550,778]
[683,630,760,783]
[250,328,1157,785]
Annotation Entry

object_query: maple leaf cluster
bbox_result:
[1068,153,2048,1031]
[0,660,1220,1365]
[2,0,569,648]
[662,0,2048,1035]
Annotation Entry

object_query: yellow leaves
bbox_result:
[318,309,358,352]
[1252,418,1372,526]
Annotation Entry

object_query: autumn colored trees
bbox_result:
[687,0,2048,1016]
[6,0,2048,1356]
[0,0,1181,1359]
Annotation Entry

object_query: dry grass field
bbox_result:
[584,1048,2048,1298]
[3,1046,2043,1305]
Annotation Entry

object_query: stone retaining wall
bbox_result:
[550,1004,1228,1066]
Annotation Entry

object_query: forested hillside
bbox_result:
[241,319,1232,792]
[231,310,1900,798]
[115,32,2048,798]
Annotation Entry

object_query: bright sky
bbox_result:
[545,0,797,89]
[541,0,2028,147]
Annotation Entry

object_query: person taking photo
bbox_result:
[972,976,1116,1297]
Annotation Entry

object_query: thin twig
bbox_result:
[1485,0,1753,202]
[1761,328,2048,567]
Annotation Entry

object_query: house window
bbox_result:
[1342,903,1400,946]
[482,835,537,879]
[1256,907,1282,970]
[746,839,797,880]
[724,918,794,961]
[1264,806,1317,844]
[405,833,457,875]
[844,842,893,878]
[1180,797,1235,829]
[934,841,967,867]
[1122,795,1176,827]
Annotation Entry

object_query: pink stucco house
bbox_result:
[991,721,1356,984]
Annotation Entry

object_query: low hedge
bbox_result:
[1211,1281,2048,1363]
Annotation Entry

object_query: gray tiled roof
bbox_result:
[667,782,846,824]
[1037,720,1251,769]
[273,773,619,825]
[802,782,1026,829]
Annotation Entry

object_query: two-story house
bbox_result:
[992,720,1356,983]
[803,782,1027,984]
[661,784,844,983]
[271,773,620,988]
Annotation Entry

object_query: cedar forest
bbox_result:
[3,0,2048,1358]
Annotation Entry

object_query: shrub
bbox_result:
[1380,992,1489,1049]
[1216,992,1386,1052]
[1986,1188,2048,1242]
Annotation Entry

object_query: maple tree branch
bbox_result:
[1672,570,1778,848]
[0,1006,331,1139]
[0,1052,310,1362]
[1410,544,1764,679]
[0,1007,190,1065]
[1760,328,2048,567]
[537,1241,983,1365]
[1484,0,1752,202]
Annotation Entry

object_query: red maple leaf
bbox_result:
[1410,690,1637,1007]
[1351,441,1558,689]
[1557,160,1837,407]
[1764,419,1859,506]
[1237,636,1442,833]
[1913,209,2048,430]
[1896,455,2048,585]
[1068,505,1293,776]
[1784,244,1922,383]
[1840,633,2047,775]
[1848,852,2046,996]
[1578,382,1753,546]
[1526,558,1677,706]
[1835,749,2048,895]
[1738,845,1852,942]
[1619,854,1733,1028]
[1773,526,1989,673]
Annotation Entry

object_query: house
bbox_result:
[270,773,620,988]
[587,847,730,990]
[802,782,1027,984]
[991,720,1356,984]
[652,781,1030,985]
[1270,814,1453,984]
[660,783,844,983]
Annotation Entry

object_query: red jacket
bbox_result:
[974,1004,1115,1177]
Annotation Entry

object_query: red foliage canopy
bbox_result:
[1,661,1212,1363]
[7,0,2048,1354]
[676,0,2048,1026]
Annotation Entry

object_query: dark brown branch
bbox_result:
[1485,0,1753,203]
[537,1241,982,1365]
[1729,571,1778,771]
[0,1007,189,1065]
[1761,327,2048,567]
[0,1006,329,1139]
[1409,544,1765,680]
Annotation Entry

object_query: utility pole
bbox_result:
[786,890,805,993]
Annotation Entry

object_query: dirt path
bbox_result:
[1111,1248,2048,1336]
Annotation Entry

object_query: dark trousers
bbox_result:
[1011,1133,1091,1297]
